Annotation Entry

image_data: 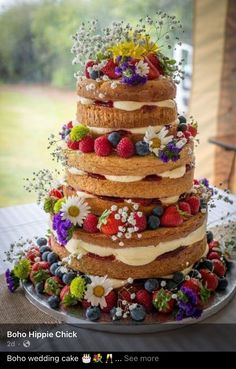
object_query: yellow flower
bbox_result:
[141,35,159,54]
[108,41,146,60]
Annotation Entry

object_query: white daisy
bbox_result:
[144,126,173,157]
[61,196,90,226]
[135,60,150,77]
[84,275,113,308]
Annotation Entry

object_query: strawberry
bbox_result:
[116,137,135,158]
[102,290,117,313]
[152,288,175,314]
[60,285,77,306]
[178,201,191,215]
[99,212,124,236]
[160,205,184,227]
[208,251,220,260]
[32,261,50,272]
[208,240,219,251]
[183,130,192,141]
[199,269,219,291]
[26,247,40,262]
[67,121,73,129]
[212,259,226,277]
[144,55,160,80]
[101,59,119,79]
[67,140,80,150]
[182,278,201,294]
[49,189,63,199]
[186,196,200,215]
[136,289,153,313]
[134,212,147,232]
[44,276,63,296]
[79,135,94,153]
[30,268,50,285]
[81,299,91,309]
[145,53,164,74]
[83,214,99,233]
[85,60,96,78]
[94,136,113,156]
[188,125,197,137]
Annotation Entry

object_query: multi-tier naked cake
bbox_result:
[7,15,231,323]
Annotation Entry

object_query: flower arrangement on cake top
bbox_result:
[71,13,184,85]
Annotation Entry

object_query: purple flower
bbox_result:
[175,286,202,321]
[200,178,209,188]
[53,212,73,245]
[115,61,147,85]
[159,141,181,163]
[5,269,19,293]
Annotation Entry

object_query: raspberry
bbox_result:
[83,214,99,233]
[102,290,117,313]
[208,251,220,260]
[212,259,226,277]
[179,201,191,214]
[67,121,73,129]
[101,59,119,79]
[67,140,80,150]
[136,289,152,313]
[79,135,94,153]
[134,212,147,231]
[94,136,113,156]
[116,137,135,158]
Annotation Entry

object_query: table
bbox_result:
[0,192,236,352]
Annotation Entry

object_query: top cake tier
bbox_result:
[76,78,177,129]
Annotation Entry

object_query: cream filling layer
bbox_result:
[67,165,186,181]
[65,219,206,266]
[87,119,179,135]
[78,96,176,111]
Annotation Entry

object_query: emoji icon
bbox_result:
[106,354,113,363]
[93,353,103,363]
[82,354,91,364]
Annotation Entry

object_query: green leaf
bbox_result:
[61,292,78,307]
[167,59,176,65]
[200,285,211,303]
[33,269,50,283]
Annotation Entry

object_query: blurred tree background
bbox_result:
[0,0,192,89]
[0,0,192,206]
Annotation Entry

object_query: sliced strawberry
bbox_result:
[101,59,119,79]
[26,247,40,262]
[178,201,191,215]
[208,240,219,251]
[212,259,226,277]
[160,205,184,227]
[32,261,50,272]
[145,53,164,74]
[186,196,200,215]
[208,251,221,260]
[144,55,160,80]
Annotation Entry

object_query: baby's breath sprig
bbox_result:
[23,169,61,204]
[3,237,34,263]
[47,133,67,166]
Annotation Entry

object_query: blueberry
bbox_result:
[48,296,60,309]
[144,278,159,293]
[84,275,91,284]
[206,231,214,244]
[166,280,178,291]
[86,306,101,321]
[50,262,60,275]
[173,272,185,283]
[40,246,51,254]
[177,123,187,132]
[35,281,44,294]
[148,215,160,230]
[110,307,122,321]
[55,267,64,279]
[135,141,150,156]
[152,206,164,217]
[202,260,214,272]
[36,237,47,247]
[217,277,228,291]
[178,115,187,123]
[62,272,77,285]
[90,70,99,80]
[130,304,146,322]
[108,132,121,147]
[42,251,50,261]
[47,252,58,264]
[189,269,202,279]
